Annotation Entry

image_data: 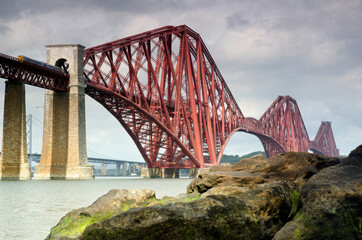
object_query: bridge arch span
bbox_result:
[85,83,201,168]
[81,25,338,168]
[216,123,286,164]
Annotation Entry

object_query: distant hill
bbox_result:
[220,151,267,165]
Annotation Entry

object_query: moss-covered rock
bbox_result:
[273,145,362,240]
[47,145,362,240]
[46,189,156,240]
[80,196,265,240]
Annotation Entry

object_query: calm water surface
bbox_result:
[0,177,193,240]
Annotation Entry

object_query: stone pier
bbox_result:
[116,162,121,176]
[122,163,128,176]
[34,44,93,179]
[0,80,31,180]
[141,168,179,178]
[189,168,199,178]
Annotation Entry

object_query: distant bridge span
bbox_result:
[82,25,338,168]
[0,25,339,171]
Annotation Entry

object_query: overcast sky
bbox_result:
[0,0,361,161]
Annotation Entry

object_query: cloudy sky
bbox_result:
[0,0,361,161]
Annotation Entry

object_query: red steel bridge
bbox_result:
[0,25,339,169]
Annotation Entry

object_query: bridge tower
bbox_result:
[34,44,94,179]
[0,80,31,180]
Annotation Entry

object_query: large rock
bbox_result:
[47,146,362,240]
[187,152,341,194]
[273,145,362,240]
[46,189,156,240]
[80,183,293,240]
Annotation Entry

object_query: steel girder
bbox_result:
[309,121,339,157]
[0,53,69,91]
[83,25,244,168]
[83,25,338,168]
[259,96,310,156]
[236,117,286,158]
[0,27,340,168]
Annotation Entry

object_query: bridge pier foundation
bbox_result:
[0,80,31,180]
[116,162,121,176]
[122,163,128,176]
[141,168,179,178]
[189,168,199,178]
[34,44,93,180]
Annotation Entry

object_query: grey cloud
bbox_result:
[0,25,11,34]
[227,11,250,29]
[0,0,186,21]
[0,0,67,20]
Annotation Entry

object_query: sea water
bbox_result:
[0,177,193,240]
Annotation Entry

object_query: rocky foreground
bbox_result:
[47,145,362,240]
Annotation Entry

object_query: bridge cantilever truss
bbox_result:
[310,121,339,157]
[83,25,339,168]
[0,25,339,169]
[84,25,243,168]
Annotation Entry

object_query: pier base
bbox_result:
[34,164,94,180]
[189,168,199,178]
[0,163,31,180]
[141,168,179,178]
[0,81,30,180]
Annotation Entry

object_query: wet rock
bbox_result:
[231,153,264,171]
[80,183,292,240]
[199,186,249,198]
[273,145,362,240]
[46,189,156,240]
[209,162,233,172]
[47,146,362,240]
[187,151,342,194]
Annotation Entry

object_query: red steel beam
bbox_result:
[310,121,339,157]
[259,96,310,154]
[0,53,69,91]
[83,25,247,168]
[83,25,338,168]
[0,25,339,168]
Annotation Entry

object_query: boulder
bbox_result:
[46,145,362,240]
[80,183,292,240]
[46,189,156,240]
[187,151,341,194]
[273,145,362,240]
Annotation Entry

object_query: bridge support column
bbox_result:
[122,163,128,176]
[163,169,179,178]
[34,44,94,179]
[141,168,179,178]
[129,163,136,175]
[0,80,31,180]
[189,168,199,178]
[116,162,121,176]
[101,163,107,176]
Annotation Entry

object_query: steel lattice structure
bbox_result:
[0,53,69,91]
[259,96,310,156]
[310,121,339,157]
[83,25,338,168]
[83,25,244,168]
[0,25,340,168]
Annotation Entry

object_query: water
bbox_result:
[0,177,193,240]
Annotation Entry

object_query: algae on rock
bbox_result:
[47,145,362,240]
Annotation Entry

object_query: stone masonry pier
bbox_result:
[0,80,31,180]
[34,44,93,179]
